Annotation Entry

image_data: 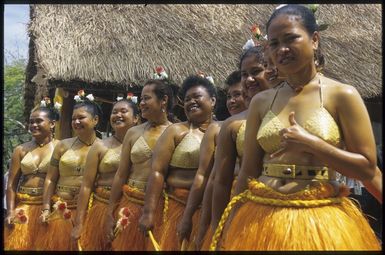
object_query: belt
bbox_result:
[262,164,332,180]
[56,184,81,195]
[127,179,147,191]
[18,186,43,195]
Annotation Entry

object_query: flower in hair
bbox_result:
[206,76,214,85]
[74,95,82,102]
[40,96,51,107]
[78,90,85,97]
[54,102,62,111]
[86,94,95,101]
[196,71,214,85]
[153,66,168,80]
[116,95,124,101]
[242,39,255,51]
[251,24,262,40]
[127,92,138,104]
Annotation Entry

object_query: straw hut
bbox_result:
[25,4,382,142]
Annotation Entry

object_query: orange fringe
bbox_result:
[34,196,77,251]
[4,202,43,250]
[111,185,147,251]
[79,198,109,250]
[159,188,200,251]
[200,226,213,251]
[219,180,381,251]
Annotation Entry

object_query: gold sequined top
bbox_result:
[59,140,90,176]
[235,120,246,159]
[98,145,122,174]
[20,145,53,175]
[130,136,153,164]
[170,125,202,169]
[257,80,341,154]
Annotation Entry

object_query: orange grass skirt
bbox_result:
[159,188,201,251]
[111,184,162,251]
[215,179,381,251]
[4,194,43,251]
[34,195,77,251]
[200,226,214,251]
[79,187,111,251]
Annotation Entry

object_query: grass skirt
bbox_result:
[200,226,213,251]
[79,187,110,250]
[214,179,381,251]
[111,184,157,251]
[159,188,200,251]
[4,194,43,250]
[34,195,77,251]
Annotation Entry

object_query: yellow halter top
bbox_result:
[257,79,341,154]
[20,143,53,175]
[235,120,246,159]
[170,124,202,169]
[59,138,91,176]
[130,136,153,164]
[98,145,122,174]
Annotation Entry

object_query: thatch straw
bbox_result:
[26,4,381,98]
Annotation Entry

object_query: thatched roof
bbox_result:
[26,4,381,98]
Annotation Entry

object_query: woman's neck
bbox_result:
[148,113,169,127]
[34,135,52,147]
[286,65,317,88]
[77,132,96,146]
[191,116,213,132]
[114,128,127,142]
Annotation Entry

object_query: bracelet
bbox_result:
[41,208,50,213]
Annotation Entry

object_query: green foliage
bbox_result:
[3,58,31,173]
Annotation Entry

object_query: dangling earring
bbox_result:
[161,107,165,113]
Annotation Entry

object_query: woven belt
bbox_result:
[18,186,44,195]
[56,184,81,195]
[127,179,147,191]
[262,164,332,180]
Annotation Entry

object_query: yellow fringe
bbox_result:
[148,230,161,251]
[162,189,168,224]
[87,192,94,210]
[210,189,343,251]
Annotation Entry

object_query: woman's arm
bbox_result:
[177,123,219,242]
[139,125,176,233]
[271,86,377,181]
[41,142,63,221]
[72,140,103,243]
[5,146,23,224]
[362,167,382,203]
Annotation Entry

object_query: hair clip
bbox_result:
[127,92,138,104]
[74,89,94,102]
[153,66,168,80]
[40,96,51,107]
[54,102,62,111]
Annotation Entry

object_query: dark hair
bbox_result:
[143,79,174,113]
[73,101,103,119]
[113,99,139,117]
[238,45,265,70]
[180,75,217,100]
[225,70,242,88]
[266,4,324,71]
[32,106,60,121]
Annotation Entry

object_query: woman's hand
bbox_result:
[103,212,116,249]
[177,216,193,243]
[138,212,154,235]
[4,211,15,227]
[271,112,317,158]
[40,209,50,223]
[70,223,82,251]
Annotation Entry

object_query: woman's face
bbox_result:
[71,106,98,134]
[183,85,215,122]
[110,101,137,132]
[241,55,270,99]
[267,14,319,75]
[226,82,247,116]
[139,84,164,120]
[264,53,285,87]
[29,110,54,138]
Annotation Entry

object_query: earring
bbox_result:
[161,108,165,113]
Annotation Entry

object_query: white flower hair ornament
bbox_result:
[153,66,168,80]
[242,39,255,51]
[116,95,124,101]
[206,76,214,85]
[86,94,94,101]
[74,89,95,103]
[197,71,214,85]
[54,102,62,111]
[40,96,51,107]
[126,92,138,104]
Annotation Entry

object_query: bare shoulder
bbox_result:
[57,137,77,151]
[167,121,189,134]
[205,121,222,137]
[321,76,361,103]
[250,86,281,116]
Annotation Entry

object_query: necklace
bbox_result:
[286,73,319,93]
[35,139,52,148]
[77,136,96,146]
[112,135,123,144]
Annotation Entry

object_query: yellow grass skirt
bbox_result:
[159,188,201,251]
[212,179,381,251]
[34,195,77,251]
[3,193,43,250]
[111,184,162,251]
[79,187,110,250]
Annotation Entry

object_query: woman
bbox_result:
[37,91,102,250]
[211,5,380,250]
[139,75,217,250]
[4,101,59,250]
[70,98,139,250]
[104,80,174,251]
[176,70,247,249]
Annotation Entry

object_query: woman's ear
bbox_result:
[50,120,56,130]
[93,115,99,127]
[211,97,217,108]
[312,31,320,50]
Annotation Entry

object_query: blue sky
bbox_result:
[4,4,29,64]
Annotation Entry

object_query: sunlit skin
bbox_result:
[139,85,216,245]
[40,106,100,221]
[5,110,58,226]
[103,83,172,247]
[70,101,139,248]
